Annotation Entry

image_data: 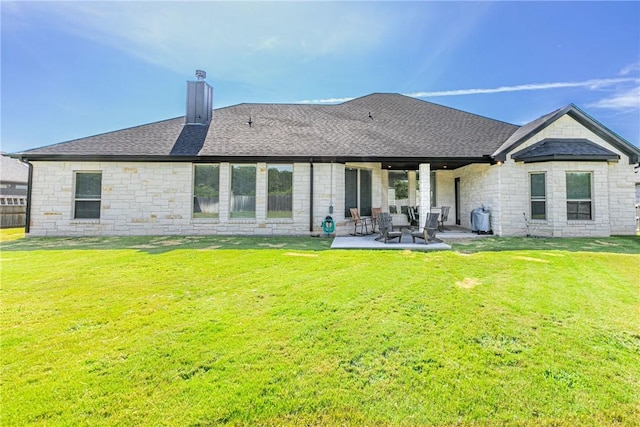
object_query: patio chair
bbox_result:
[371,207,382,232]
[377,212,403,243]
[349,208,372,235]
[411,212,440,244]
[438,206,451,231]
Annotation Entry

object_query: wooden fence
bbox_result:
[268,195,292,212]
[1,205,26,228]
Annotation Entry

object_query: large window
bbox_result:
[193,164,219,218]
[231,164,256,218]
[74,172,102,219]
[267,164,293,218]
[530,173,546,220]
[566,172,592,220]
[345,168,372,217]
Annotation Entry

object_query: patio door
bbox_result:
[455,177,461,225]
[345,168,372,217]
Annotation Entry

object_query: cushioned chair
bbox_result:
[377,212,403,243]
[349,208,372,235]
[411,212,440,244]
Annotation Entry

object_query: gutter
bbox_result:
[309,159,314,233]
[24,161,33,234]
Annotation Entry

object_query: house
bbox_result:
[12,71,640,238]
[0,154,28,207]
[0,154,29,228]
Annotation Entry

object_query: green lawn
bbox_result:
[2,231,639,425]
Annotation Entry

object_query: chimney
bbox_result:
[185,70,213,125]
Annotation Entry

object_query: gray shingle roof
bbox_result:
[511,138,619,162]
[15,93,519,161]
[1,154,29,183]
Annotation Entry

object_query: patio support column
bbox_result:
[408,170,417,207]
[381,169,389,212]
[418,163,431,230]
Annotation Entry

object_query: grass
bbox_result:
[2,229,639,425]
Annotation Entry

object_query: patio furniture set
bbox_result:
[349,206,450,244]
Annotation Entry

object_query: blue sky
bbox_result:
[2,1,639,154]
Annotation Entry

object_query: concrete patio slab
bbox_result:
[331,232,451,251]
[330,226,491,251]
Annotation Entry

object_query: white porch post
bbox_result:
[408,170,417,207]
[418,163,431,229]
[381,169,389,212]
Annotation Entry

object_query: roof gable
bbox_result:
[492,104,640,163]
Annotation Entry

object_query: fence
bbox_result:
[1,205,26,228]
[268,195,292,213]
[231,195,256,213]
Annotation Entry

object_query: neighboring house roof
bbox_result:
[511,138,619,163]
[14,94,519,167]
[492,104,640,163]
[0,154,29,184]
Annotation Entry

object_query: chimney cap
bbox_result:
[195,70,206,81]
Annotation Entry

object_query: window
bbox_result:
[267,164,293,218]
[530,173,546,220]
[193,164,220,218]
[230,164,256,218]
[74,172,102,219]
[345,168,372,217]
[566,172,592,220]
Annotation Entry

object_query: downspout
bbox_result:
[24,160,33,234]
[309,159,314,233]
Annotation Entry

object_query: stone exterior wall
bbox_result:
[28,161,320,237]
[494,115,636,237]
[427,115,637,237]
[27,160,388,237]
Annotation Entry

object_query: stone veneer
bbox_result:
[432,115,637,237]
[27,161,387,237]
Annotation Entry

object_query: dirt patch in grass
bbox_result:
[258,243,287,248]
[512,256,550,263]
[456,277,481,289]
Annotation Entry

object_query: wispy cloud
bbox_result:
[619,62,640,76]
[298,97,355,104]
[405,78,639,98]
[8,2,390,81]
[587,86,640,110]
[298,78,640,106]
